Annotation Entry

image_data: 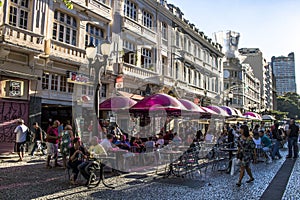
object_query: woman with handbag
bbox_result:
[236,125,256,187]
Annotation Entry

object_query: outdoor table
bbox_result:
[219,148,238,175]
[159,150,183,177]
[88,155,116,189]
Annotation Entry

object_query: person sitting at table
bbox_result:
[144,136,155,151]
[172,132,182,145]
[100,134,115,152]
[259,130,273,163]
[135,134,145,152]
[129,137,142,153]
[115,135,130,150]
[156,134,164,148]
[68,137,88,185]
[78,136,107,186]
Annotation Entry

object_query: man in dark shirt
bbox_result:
[30,122,45,156]
[286,119,299,158]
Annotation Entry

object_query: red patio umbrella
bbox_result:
[99,96,137,111]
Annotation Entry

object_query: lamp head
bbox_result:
[100,40,111,56]
[86,42,96,60]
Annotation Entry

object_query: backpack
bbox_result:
[41,129,47,141]
[25,128,32,142]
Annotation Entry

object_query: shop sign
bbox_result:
[8,81,22,97]
[67,71,92,85]
[115,76,123,89]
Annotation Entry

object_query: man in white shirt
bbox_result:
[14,119,29,161]
[100,134,114,152]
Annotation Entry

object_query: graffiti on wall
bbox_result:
[0,101,29,143]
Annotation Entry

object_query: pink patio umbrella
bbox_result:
[206,105,230,117]
[243,112,262,121]
[99,96,137,111]
[129,93,187,117]
[178,99,207,116]
[220,106,238,117]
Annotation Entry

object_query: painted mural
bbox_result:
[0,100,29,143]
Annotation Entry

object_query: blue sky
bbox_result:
[169,0,300,94]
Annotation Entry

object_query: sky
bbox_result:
[169,0,300,94]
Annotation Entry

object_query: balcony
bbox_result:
[122,17,157,44]
[123,62,158,80]
[0,24,44,52]
[180,50,194,64]
[45,39,86,64]
[86,0,112,21]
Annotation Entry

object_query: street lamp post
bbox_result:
[248,102,257,112]
[86,40,111,135]
[225,91,233,106]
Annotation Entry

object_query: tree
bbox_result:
[0,0,73,9]
[277,92,300,119]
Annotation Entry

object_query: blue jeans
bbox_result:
[272,140,282,159]
[287,137,299,158]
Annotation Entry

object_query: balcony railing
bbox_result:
[87,0,112,20]
[45,39,86,63]
[122,17,156,43]
[180,50,194,63]
[0,24,44,51]
[123,62,158,79]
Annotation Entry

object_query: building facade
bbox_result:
[238,48,268,111]
[0,0,224,151]
[271,52,297,96]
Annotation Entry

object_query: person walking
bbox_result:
[60,125,74,169]
[46,120,62,168]
[30,122,46,156]
[14,119,29,161]
[236,125,256,187]
[286,119,299,159]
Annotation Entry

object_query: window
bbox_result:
[85,24,104,48]
[175,63,179,79]
[183,67,186,81]
[68,82,74,93]
[141,48,152,69]
[42,72,50,90]
[51,74,58,91]
[9,0,30,29]
[88,86,94,96]
[188,69,192,84]
[143,11,153,29]
[60,76,67,92]
[82,85,87,95]
[188,41,191,52]
[184,38,187,51]
[194,71,197,85]
[175,32,180,47]
[161,22,167,40]
[123,40,136,65]
[124,0,137,20]
[52,10,77,46]
[101,84,107,98]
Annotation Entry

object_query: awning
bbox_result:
[262,115,276,121]
[205,105,229,117]
[243,112,262,121]
[117,91,144,101]
[0,69,39,80]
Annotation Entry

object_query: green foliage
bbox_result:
[277,92,300,119]
[0,1,3,7]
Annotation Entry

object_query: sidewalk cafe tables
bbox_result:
[109,148,128,171]
[219,147,238,175]
[159,150,183,177]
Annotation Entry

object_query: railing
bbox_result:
[180,50,194,63]
[0,24,44,51]
[123,62,158,79]
[87,0,112,20]
[122,17,156,43]
[45,39,86,63]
